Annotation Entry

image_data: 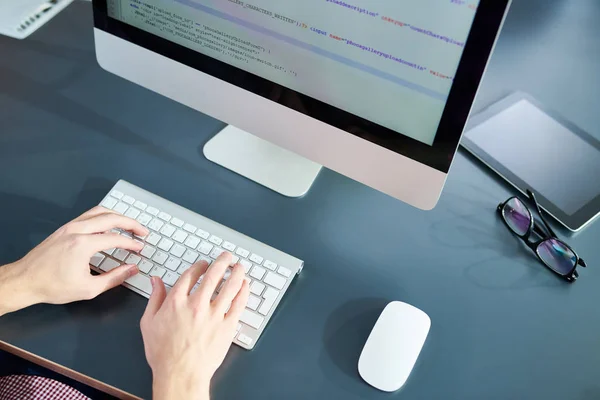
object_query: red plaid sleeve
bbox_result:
[0,374,90,400]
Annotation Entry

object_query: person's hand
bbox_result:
[3,206,148,311]
[140,252,250,400]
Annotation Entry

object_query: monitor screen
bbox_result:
[106,0,480,146]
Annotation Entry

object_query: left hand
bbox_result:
[10,206,148,307]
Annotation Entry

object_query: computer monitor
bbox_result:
[93,0,510,209]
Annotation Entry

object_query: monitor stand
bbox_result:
[203,125,322,198]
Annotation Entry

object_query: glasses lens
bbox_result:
[502,197,531,236]
[537,239,577,275]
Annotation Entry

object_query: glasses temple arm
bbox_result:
[527,190,558,238]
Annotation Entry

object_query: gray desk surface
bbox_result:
[1,1,599,399]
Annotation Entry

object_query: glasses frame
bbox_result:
[497,190,587,282]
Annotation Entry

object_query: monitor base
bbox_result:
[203,125,322,198]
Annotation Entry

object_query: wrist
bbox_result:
[0,260,42,316]
[152,372,210,400]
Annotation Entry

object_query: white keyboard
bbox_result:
[89,180,303,350]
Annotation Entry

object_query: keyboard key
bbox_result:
[148,218,164,232]
[197,241,213,255]
[90,252,105,267]
[158,238,174,252]
[158,212,171,222]
[209,247,225,260]
[237,333,253,346]
[235,247,250,258]
[146,206,159,216]
[236,323,242,333]
[191,283,200,295]
[198,256,212,266]
[134,200,147,210]
[172,230,188,243]
[263,286,279,299]
[111,190,124,199]
[222,241,236,252]
[177,262,192,274]
[250,281,265,296]
[223,268,232,280]
[264,260,277,271]
[165,257,181,271]
[149,266,166,278]
[122,195,135,205]
[250,266,266,280]
[113,249,130,261]
[146,232,161,246]
[99,258,120,272]
[171,217,184,228]
[249,253,264,265]
[103,248,116,256]
[138,259,154,274]
[140,245,156,259]
[152,251,168,265]
[183,250,199,264]
[160,224,176,237]
[170,244,186,258]
[195,229,210,239]
[126,254,141,265]
[240,309,264,330]
[264,272,286,290]
[209,235,223,246]
[136,213,152,226]
[231,255,240,265]
[163,271,180,286]
[183,223,197,233]
[124,208,140,219]
[113,202,129,214]
[240,259,252,273]
[258,297,276,316]
[101,197,118,210]
[247,295,261,311]
[120,231,133,239]
[125,273,152,294]
[278,266,292,278]
[134,234,146,243]
[184,235,200,249]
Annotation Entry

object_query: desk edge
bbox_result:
[0,340,141,400]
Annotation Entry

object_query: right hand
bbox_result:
[140,252,250,400]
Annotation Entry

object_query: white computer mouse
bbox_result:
[358,301,431,392]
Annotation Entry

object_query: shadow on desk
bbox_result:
[319,298,390,394]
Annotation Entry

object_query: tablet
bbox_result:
[462,92,600,231]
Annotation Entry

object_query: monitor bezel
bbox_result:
[93,0,510,173]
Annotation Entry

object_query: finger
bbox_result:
[194,252,232,305]
[84,233,144,255]
[71,213,149,236]
[71,206,116,223]
[212,263,245,314]
[171,260,209,298]
[91,264,139,296]
[225,278,250,323]
[143,276,167,318]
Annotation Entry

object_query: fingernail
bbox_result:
[150,276,155,289]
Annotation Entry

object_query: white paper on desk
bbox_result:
[0,0,74,39]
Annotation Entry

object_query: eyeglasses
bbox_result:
[497,190,587,282]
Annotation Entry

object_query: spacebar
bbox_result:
[125,273,152,294]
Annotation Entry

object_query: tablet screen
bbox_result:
[466,99,600,215]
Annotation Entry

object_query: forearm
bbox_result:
[0,261,39,317]
[152,375,210,400]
